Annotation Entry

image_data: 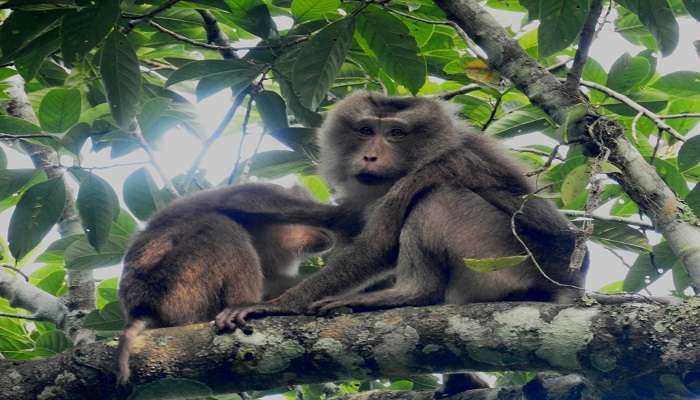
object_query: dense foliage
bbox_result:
[0,0,698,396]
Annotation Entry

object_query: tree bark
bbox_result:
[1,302,700,400]
[432,0,700,289]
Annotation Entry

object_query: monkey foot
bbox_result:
[215,303,300,332]
[308,295,364,315]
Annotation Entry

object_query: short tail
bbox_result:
[117,319,148,385]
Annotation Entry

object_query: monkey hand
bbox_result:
[215,300,304,332]
[308,294,367,315]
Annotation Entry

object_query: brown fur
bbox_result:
[217,92,587,395]
[116,183,350,385]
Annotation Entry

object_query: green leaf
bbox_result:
[291,0,339,22]
[602,89,668,116]
[299,175,331,202]
[34,331,71,355]
[0,10,62,61]
[0,147,6,170]
[651,71,700,97]
[61,123,93,155]
[0,169,39,201]
[165,59,262,100]
[255,90,288,132]
[37,88,81,133]
[60,0,120,66]
[223,0,276,38]
[538,0,589,57]
[590,221,651,253]
[606,53,650,94]
[683,0,700,20]
[679,136,700,173]
[123,168,160,221]
[128,378,213,400]
[14,30,60,81]
[292,18,355,110]
[485,106,553,138]
[685,184,700,218]
[249,150,313,178]
[665,99,700,135]
[561,164,591,206]
[616,0,679,56]
[34,269,66,296]
[581,58,607,85]
[100,30,141,129]
[111,209,137,239]
[83,301,124,331]
[97,277,119,309]
[672,262,691,293]
[64,236,126,270]
[77,174,119,251]
[624,241,679,292]
[355,6,426,94]
[654,159,689,197]
[598,280,624,294]
[0,116,43,135]
[463,255,529,273]
[8,178,66,260]
[35,234,83,264]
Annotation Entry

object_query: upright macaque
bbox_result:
[216,92,587,395]
[116,183,351,385]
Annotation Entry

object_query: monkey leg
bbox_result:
[433,373,490,398]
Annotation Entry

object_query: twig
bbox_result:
[436,83,481,100]
[228,94,256,185]
[240,131,267,183]
[606,248,653,297]
[0,265,28,281]
[0,133,56,140]
[67,161,150,171]
[565,0,604,94]
[481,95,502,130]
[594,0,615,38]
[0,312,41,321]
[577,79,685,142]
[510,147,564,160]
[122,0,182,34]
[149,20,233,51]
[525,143,564,177]
[197,9,237,59]
[631,111,643,143]
[183,90,249,190]
[563,210,654,229]
[141,59,176,71]
[659,113,700,119]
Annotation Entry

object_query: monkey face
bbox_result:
[318,91,463,198]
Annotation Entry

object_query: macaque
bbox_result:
[116,183,352,385]
[216,92,587,395]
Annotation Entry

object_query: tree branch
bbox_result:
[2,302,700,399]
[197,9,237,60]
[433,0,700,291]
[0,271,67,327]
[563,210,654,229]
[565,0,604,94]
[148,20,233,51]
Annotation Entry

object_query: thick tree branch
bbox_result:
[2,302,700,399]
[0,272,67,327]
[433,0,700,291]
[565,0,604,94]
[197,9,237,60]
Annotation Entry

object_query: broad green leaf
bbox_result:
[485,106,552,138]
[486,0,527,11]
[165,59,263,100]
[111,209,137,239]
[0,116,43,135]
[97,278,119,309]
[292,18,355,110]
[255,90,288,132]
[602,89,668,116]
[463,255,529,272]
[651,71,700,97]
[60,0,119,65]
[538,0,589,57]
[223,0,276,38]
[83,301,124,331]
[61,123,93,155]
[355,6,426,94]
[616,0,679,56]
[590,221,651,253]
[291,0,339,22]
[77,174,118,251]
[35,234,83,264]
[128,378,213,400]
[34,269,66,296]
[100,30,141,129]
[561,164,591,206]
[299,175,331,202]
[8,178,66,260]
[0,10,62,60]
[64,236,127,270]
[683,0,700,20]
[14,30,60,81]
[679,136,700,173]
[685,185,700,218]
[268,127,317,155]
[606,53,650,94]
[672,262,691,293]
[598,280,624,294]
[123,168,160,221]
[654,159,689,197]
[0,169,39,201]
[37,88,81,133]
[34,331,71,355]
[624,242,679,292]
[249,150,313,178]
[581,58,607,85]
[665,99,700,135]
[610,193,639,217]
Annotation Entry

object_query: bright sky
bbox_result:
[1,10,699,296]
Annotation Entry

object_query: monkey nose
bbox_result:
[363,155,378,162]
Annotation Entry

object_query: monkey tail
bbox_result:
[117,318,148,385]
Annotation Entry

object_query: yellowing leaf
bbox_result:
[463,255,529,273]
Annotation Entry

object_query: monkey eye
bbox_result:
[388,127,406,138]
[358,126,373,136]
